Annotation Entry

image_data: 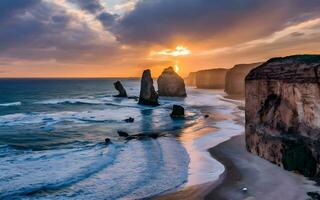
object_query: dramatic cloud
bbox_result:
[111,0,320,46]
[0,0,320,77]
[68,0,103,13]
[0,0,119,64]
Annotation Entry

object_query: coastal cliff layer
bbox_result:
[185,72,197,86]
[225,63,262,96]
[196,68,228,89]
[245,55,320,178]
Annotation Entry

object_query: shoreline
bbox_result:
[155,95,320,200]
[205,135,320,200]
[154,95,245,199]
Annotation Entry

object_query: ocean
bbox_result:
[0,78,244,199]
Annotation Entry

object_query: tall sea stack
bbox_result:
[245,55,320,178]
[157,67,187,97]
[113,81,128,97]
[138,69,159,106]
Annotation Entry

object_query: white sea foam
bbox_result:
[0,86,244,199]
[0,102,22,106]
[181,87,245,186]
[35,98,105,105]
[0,138,189,199]
[0,106,142,126]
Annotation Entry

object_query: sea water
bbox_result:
[0,78,243,199]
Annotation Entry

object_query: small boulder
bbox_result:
[117,131,129,137]
[170,105,185,118]
[157,67,187,97]
[113,81,128,97]
[124,117,134,123]
[138,69,159,106]
[105,138,111,145]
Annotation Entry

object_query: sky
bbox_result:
[0,0,320,78]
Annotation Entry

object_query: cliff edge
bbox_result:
[245,55,320,178]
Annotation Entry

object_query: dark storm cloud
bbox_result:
[109,0,320,45]
[68,0,103,13]
[97,12,119,29]
[0,0,118,63]
[0,0,40,20]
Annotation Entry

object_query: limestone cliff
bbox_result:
[245,55,320,178]
[195,68,228,89]
[225,63,262,96]
[157,67,187,97]
[185,72,197,86]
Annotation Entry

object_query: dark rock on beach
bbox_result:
[157,67,187,97]
[170,105,185,119]
[105,138,111,145]
[117,131,129,137]
[124,117,134,123]
[138,69,159,106]
[113,81,128,97]
[245,54,320,178]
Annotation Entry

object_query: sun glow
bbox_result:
[151,46,191,57]
[174,64,180,73]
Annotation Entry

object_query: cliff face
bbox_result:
[185,72,197,86]
[157,67,187,97]
[245,55,320,178]
[225,63,262,96]
[195,68,228,89]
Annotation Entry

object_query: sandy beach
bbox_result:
[155,134,320,200]
[155,98,320,200]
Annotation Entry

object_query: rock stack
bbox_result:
[245,55,320,178]
[157,67,187,97]
[113,81,128,97]
[138,69,159,106]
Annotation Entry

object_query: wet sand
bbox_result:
[155,95,320,200]
[155,134,320,200]
[205,135,320,200]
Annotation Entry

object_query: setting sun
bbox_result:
[150,46,191,57]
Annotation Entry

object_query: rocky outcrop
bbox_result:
[170,105,185,119]
[113,81,128,97]
[185,72,197,86]
[157,67,187,97]
[195,68,228,89]
[245,55,320,178]
[225,63,262,96]
[138,69,159,106]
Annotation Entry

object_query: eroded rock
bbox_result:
[245,54,320,178]
[170,105,185,119]
[113,81,128,97]
[138,69,159,106]
[158,67,187,97]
